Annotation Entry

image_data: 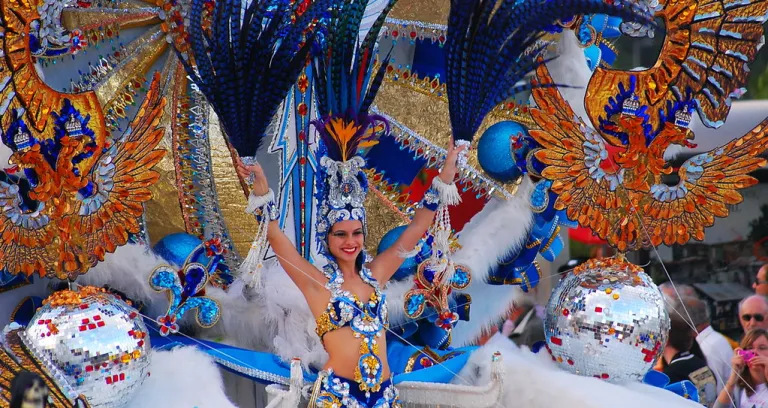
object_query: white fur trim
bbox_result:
[432,177,461,206]
[540,30,592,126]
[126,347,237,408]
[457,335,701,408]
[449,177,535,347]
[245,189,275,214]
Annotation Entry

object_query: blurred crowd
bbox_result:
[489,263,768,408]
[656,263,768,407]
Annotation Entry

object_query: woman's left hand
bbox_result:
[439,137,468,184]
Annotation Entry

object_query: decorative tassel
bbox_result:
[431,177,461,206]
[397,242,422,259]
[239,219,268,288]
[240,190,273,288]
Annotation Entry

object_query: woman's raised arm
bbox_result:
[236,159,325,294]
[369,140,465,283]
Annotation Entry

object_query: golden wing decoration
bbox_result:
[529,64,644,252]
[586,0,768,139]
[642,120,768,246]
[530,63,768,251]
[1,330,91,407]
[70,73,166,266]
[0,0,166,279]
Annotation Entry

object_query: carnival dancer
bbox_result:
[237,131,464,407]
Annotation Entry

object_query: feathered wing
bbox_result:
[529,63,644,252]
[586,0,768,130]
[642,119,768,246]
[70,73,166,266]
[445,0,654,142]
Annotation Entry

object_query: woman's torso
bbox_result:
[740,383,768,408]
[306,265,391,382]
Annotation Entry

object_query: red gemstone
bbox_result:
[410,31,417,39]
[595,307,603,313]
[300,203,305,209]
[562,309,569,316]
[601,373,609,379]
[298,131,306,141]
[297,103,308,116]
[93,315,101,321]
[88,323,96,330]
[551,336,562,346]
[392,30,399,37]
[106,377,113,385]
[299,180,306,187]
[97,321,105,328]
[129,312,138,319]
[86,365,94,372]
[299,157,307,165]
[567,359,574,365]
[79,326,87,332]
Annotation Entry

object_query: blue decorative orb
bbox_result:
[152,233,209,268]
[477,121,531,183]
[377,226,430,281]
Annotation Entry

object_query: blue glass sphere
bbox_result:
[477,121,531,183]
[377,226,431,281]
[152,232,209,268]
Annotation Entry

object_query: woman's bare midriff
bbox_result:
[321,326,390,381]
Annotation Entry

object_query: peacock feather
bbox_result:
[178,0,332,157]
[445,0,655,143]
[311,0,398,162]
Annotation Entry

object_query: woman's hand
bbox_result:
[726,349,746,388]
[235,157,269,196]
[748,355,768,379]
[439,137,468,184]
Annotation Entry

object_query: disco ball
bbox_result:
[21,286,151,407]
[544,257,670,383]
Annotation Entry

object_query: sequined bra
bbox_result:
[314,261,389,398]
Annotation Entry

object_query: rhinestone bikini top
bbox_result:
[314,261,389,398]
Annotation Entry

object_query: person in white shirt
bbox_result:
[715,328,768,408]
[682,296,736,395]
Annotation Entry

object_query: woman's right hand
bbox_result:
[726,348,746,387]
[236,157,269,196]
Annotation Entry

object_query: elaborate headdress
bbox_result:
[311,0,397,257]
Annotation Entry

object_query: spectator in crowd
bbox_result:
[9,370,49,408]
[658,282,698,304]
[681,296,736,394]
[754,264,768,296]
[662,315,718,407]
[739,295,768,333]
[714,328,768,408]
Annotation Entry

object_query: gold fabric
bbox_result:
[208,110,260,256]
[95,26,167,107]
[60,9,159,31]
[389,0,449,24]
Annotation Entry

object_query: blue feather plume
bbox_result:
[445,0,655,142]
[177,0,332,157]
[310,0,397,162]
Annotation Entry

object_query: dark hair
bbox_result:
[10,370,48,408]
[738,328,768,396]
[667,315,696,352]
